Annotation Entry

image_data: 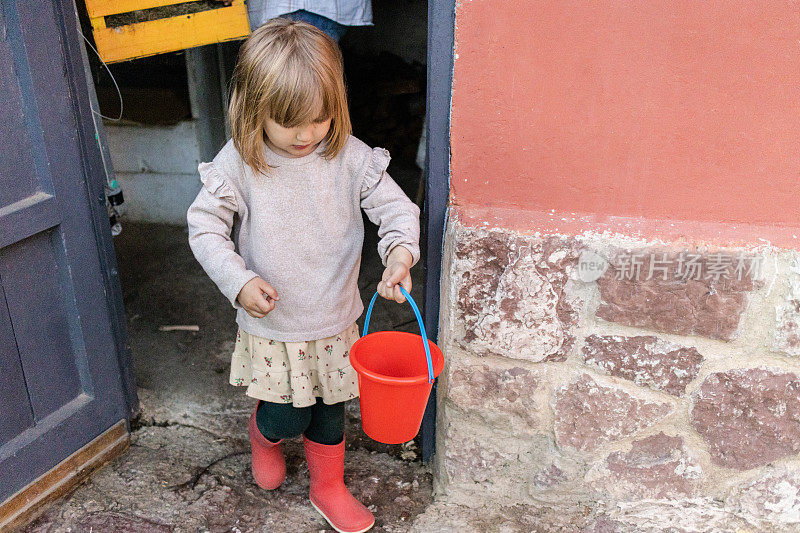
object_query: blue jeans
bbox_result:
[281,9,349,42]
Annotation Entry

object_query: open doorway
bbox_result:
[18,1,440,530]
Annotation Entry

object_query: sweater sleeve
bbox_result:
[359,147,421,268]
[186,160,259,310]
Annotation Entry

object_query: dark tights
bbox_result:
[255,397,345,445]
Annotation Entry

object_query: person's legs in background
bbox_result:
[280,9,350,43]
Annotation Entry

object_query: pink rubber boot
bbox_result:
[303,435,375,533]
[249,401,286,490]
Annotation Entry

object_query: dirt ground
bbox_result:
[21,163,441,532]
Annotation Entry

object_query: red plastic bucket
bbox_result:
[350,286,444,444]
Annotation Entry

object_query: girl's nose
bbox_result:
[296,127,314,143]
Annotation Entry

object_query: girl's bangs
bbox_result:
[268,66,332,128]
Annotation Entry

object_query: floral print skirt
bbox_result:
[229,322,361,408]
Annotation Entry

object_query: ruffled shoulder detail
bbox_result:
[198,161,237,206]
[361,146,391,192]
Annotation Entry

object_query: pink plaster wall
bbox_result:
[451,1,800,247]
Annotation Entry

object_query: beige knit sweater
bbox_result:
[186,134,421,342]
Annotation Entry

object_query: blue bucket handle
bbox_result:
[362,285,435,384]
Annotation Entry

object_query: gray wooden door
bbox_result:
[0,0,135,501]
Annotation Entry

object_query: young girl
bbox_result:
[186,18,420,533]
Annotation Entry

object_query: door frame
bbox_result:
[70,0,453,460]
[62,0,138,420]
[420,0,454,462]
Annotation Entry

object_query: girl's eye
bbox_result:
[313,116,330,124]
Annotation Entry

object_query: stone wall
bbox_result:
[433,206,800,531]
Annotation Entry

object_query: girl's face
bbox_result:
[263,109,332,158]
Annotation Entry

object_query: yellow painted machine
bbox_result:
[84,0,251,63]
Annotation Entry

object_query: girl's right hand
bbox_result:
[236,277,280,318]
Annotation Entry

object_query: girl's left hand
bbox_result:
[378,248,413,303]
[378,262,412,303]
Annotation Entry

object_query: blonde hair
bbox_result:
[228,18,352,175]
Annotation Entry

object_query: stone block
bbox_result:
[727,469,800,527]
[772,255,800,357]
[552,373,673,452]
[774,303,800,357]
[438,412,584,503]
[582,334,703,396]
[587,432,703,499]
[691,367,800,470]
[451,226,582,362]
[595,247,763,341]
[446,358,542,430]
[442,431,511,486]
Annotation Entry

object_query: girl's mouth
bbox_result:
[293,143,311,150]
